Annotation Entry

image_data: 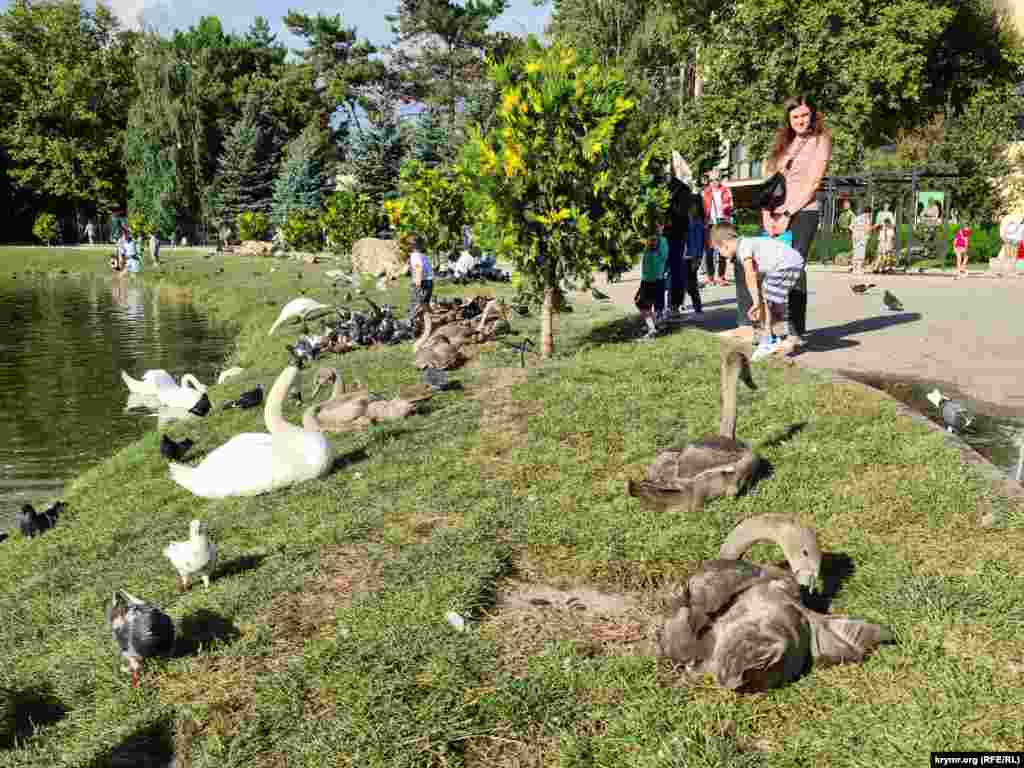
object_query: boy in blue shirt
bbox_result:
[634,226,669,341]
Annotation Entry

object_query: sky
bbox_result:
[109,0,552,49]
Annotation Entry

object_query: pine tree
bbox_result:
[272,128,326,226]
[347,119,404,205]
[411,109,450,164]
[214,97,277,230]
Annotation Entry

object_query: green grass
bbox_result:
[0,245,1022,767]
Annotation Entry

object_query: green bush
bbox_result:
[237,211,270,241]
[321,191,377,256]
[32,213,59,245]
[280,209,322,252]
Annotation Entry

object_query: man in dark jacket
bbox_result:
[663,162,692,318]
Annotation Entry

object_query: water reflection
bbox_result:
[0,272,230,524]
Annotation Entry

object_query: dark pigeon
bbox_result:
[106,590,176,687]
[850,283,876,294]
[160,435,194,461]
[224,384,264,410]
[424,368,450,392]
[883,290,904,311]
[188,392,212,417]
[16,503,58,538]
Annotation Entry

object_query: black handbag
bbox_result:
[755,137,810,213]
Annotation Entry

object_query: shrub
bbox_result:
[321,191,378,256]
[32,213,59,245]
[237,211,270,241]
[280,209,322,252]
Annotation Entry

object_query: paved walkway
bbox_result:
[580,265,1024,414]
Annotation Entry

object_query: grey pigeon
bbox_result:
[882,290,904,311]
[106,590,176,687]
[424,368,450,391]
[926,389,973,433]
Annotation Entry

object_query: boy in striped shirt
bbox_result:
[710,223,805,360]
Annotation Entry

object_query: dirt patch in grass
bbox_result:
[887,522,1024,577]
[466,368,547,481]
[827,464,936,533]
[813,382,887,419]
[478,580,657,680]
[160,545,390,762]
[462,722,559,768]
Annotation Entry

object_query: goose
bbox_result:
[413,309,463,370]
[163,519,217,591]
[168,361,333,498]
[657,515,892,692]
[268,297,333,335]
[302,368,372,432]
[106,590,176,687]
[628,346,760,512]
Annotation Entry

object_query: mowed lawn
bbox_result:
[0,245,1021,767]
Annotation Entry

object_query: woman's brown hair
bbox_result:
[768,95,828,170]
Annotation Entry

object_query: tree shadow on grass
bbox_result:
[216,553,267,580]
[87,718,175,768]
[0,683,67,749]
[330,447,369,475]
[802,553,856,613]
[758,421,808,449]
[173,609,241,658]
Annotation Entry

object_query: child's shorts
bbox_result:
[763,265,803,306]
[634,280,660,311]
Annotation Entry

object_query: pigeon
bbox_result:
[0,532,7,544]
[883,290,904,311]
[513,304,530,317]
[106,590,176,687]
[926,389,974,433]
[223,384,264,410]
[499,337,535,368]
[160,434,194,461]
[592,287,610,301]
[850,283,876,294]
[163,519,217,591]
[424,368,450,392]
[188,392,212,417]
[16,502,62,537]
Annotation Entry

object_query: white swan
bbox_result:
[217,366,246,385]
[122,369,208,410]
[268,297,333,335]
[121,369,176,396]
[168,363,333,498]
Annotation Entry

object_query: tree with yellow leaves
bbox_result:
[462,39,668,357]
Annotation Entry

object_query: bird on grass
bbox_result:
[16,501,63,538]
[187,392,212,417]
[106,591,176,688]
[160,435,194,461]
[883,290,904,311]
[850,283,876,295]
[499,337,536,368]
[592,287,611,301]
[163,519,217,592]
[926,389,974,433]
[424,368,450,392]
[223,384,264,410]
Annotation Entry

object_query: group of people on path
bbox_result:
[110,228,161,274]
[637,94,830,360]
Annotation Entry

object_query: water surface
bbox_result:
[0,272,231,528]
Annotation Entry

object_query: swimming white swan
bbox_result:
[122,369,208,410]
[121,369,177,396]
[268,297,333,335]
[168,362,333,498]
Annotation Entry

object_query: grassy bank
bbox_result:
[0,246,1022,767]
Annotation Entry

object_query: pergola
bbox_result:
[728,167,964,268]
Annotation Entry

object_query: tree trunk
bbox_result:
[541,286,555,358]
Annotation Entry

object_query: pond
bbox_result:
[0,271,232,529]
[842,371,1024,484]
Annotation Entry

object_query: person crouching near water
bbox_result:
[634,223,669,342]
[710,223,805,360]
[406,233,434,323]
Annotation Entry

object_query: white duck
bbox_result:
[217,366,246,385]
[268,297,333,335]
[163,519,217,591]
[122,369,208,410]
[168,361,333,498]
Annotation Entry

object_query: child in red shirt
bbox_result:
[953,226,972,278]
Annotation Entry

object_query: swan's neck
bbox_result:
[266,365,301,434]
[719,515,805,563]
[719,352,740,439]
[331,372,345,401]
[414,314,433,352]
[182,374,206,392]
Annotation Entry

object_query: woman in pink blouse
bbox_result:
[761,95,833,351]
